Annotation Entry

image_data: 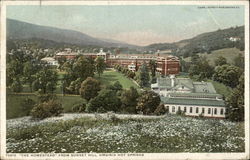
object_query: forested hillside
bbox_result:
[146,26,244,57]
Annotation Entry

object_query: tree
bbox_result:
[149,60,157,77]
[106,81,123,92]
[72,56,95,81]
[6,59,23,87]
[154,103,168,115]
[11,78,23,92]
[226,74,244,121]
[138,63,150,87]
[20,98,36,116]
[23,61,35,92]
[86,89,121,113]
[189,56,214,81]
[33,67,58,94]
[79,77,101,101]
[120,87,139,113]
[136,90,161,115]
[67,78,82,94]
[57,56,67,71]
[234,54,244,69]
[213,64,243,88]
[127,70,136,79]
[95,56,106,77]
[215,56,227,66]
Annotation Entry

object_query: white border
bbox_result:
[0,1,249,160]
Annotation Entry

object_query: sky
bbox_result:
[7,5,245,46]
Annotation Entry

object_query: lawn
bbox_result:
[207,80,233,98]
[6,94,84,119]
[6,114,244,153]
[183,48,244,66]
[95,71,139,89]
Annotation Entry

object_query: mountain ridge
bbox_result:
[7,19,139,49]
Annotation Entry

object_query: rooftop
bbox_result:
[161,96,225,107]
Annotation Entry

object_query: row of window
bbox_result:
[166,106,225,115]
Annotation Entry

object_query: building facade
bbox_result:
[55,48,180,76]
[151,76,226,118]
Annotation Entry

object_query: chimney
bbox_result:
[170,74,175,87]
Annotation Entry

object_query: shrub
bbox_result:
[31,100,63,119]
[96,107,106,113]
[87,89,121,113]
[37,93,57,103]
[136,90,161,115]
[154,104,167,115]
[11,80,22,92]
[176,110,185,116]
[20,98,36,116]
[72,102,86,113]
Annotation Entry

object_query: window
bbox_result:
[220,108,224,115]
[196,107,199,113]
[208,108,211,114]
[172,106,175,112]
[214,108,217,115]
[202,108,205,114]
[166,106,169,113]
[184,107,187,113]
[190,107,193,113]
[178,106,181,111]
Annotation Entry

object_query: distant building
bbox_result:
[151,75,226,118]
[55,48,180,76]
[229,37,241,42]
[106,53,180,75]
[128,63,136,72]
[55,48,79,60]
[156,55,180,75]
[41,57,58,66]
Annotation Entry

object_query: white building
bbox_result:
[151,76,226,118]
[97,48,107,61]
[41,57,58,66]
[229,37,241,42]
[128,63,136,72]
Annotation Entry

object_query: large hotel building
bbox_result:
[55,49,180,76]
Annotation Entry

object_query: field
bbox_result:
[184,48,244,66]
[95,70,139,89]
[6,94,84,119]
[6,113,244,153]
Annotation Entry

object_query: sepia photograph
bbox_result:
[0,0,249,160]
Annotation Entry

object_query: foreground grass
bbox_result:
[7,114,244,153]
[6,94,83,119]
[95,71,139,89]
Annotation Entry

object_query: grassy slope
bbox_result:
[7,70,138,119]
[184,48,244,66]
[6,94,38,119]
[95,71,139,89]
[208,80,233,98]
[6,94,83,119]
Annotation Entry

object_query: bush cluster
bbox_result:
[114,64,136,79]
[31,99,63,119]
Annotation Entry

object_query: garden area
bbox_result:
[6,113,244,153]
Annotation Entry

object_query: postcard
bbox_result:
[0,0,249,160]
